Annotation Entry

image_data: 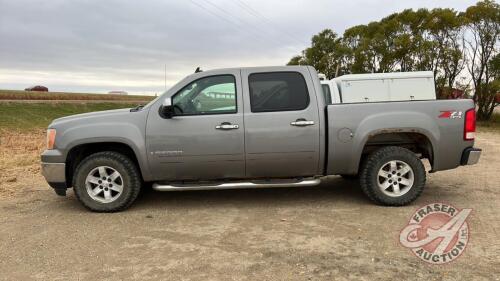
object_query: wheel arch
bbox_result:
[65,141,149,188]
[353,129,435,174]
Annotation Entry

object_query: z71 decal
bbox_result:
[439,111,463,119]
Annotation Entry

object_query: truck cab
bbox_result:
[148,67,322,180]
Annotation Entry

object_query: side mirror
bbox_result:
[159,98,174,119]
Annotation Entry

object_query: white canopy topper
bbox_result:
[320,71,436,104]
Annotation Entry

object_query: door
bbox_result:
[241,68,321,178]
[146,69,245,181]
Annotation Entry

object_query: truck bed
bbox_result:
[325,99,475,175]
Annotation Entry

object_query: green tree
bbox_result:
[426,9,465,88]
[287,29,347,79]
[490,53,500,80]
[342,24,370,73]
[344,19,400,73]
[488,53,500,107]
[420,8,466,98]
[287,55,306,66]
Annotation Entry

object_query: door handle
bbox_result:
[290,119,315,127]
[216,122,239,130]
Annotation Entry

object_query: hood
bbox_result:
[50,108,133,128]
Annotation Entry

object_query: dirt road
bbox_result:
[0,131,499,280]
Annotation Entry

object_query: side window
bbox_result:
[248,72,310,112]
[172,75,236,115]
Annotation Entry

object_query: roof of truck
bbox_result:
[183,66,313,80]
[190,65,310,74]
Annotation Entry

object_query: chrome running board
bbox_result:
[152,178,321,191]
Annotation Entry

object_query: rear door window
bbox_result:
[248,72,309,112]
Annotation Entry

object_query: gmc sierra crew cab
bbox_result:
[41,66,482,212]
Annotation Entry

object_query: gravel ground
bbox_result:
[0,131,499,280]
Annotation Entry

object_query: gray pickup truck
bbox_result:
[41,66,481,212]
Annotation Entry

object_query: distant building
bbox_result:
[108,91,128,95]
[25,85,48,92]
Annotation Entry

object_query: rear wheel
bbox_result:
[73,151,142,212]
[359,146,425,206]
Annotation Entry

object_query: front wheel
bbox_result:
[73,151,142,212]
[359,146,426,206]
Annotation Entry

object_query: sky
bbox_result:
[0,0,478,95]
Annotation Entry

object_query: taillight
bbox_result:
[464,109,476,141]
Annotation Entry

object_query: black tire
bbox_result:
[359,146,425,206]
[73,151,142,212]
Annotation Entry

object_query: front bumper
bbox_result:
[41,162,67,195]
[461,147,482,165]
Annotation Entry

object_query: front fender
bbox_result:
[59,123,152,181]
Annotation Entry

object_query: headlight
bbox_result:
[47,129,56,149]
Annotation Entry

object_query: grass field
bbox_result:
[0,102,140,131]
[0,89,155,101]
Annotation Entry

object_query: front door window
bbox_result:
[172,75,236,115]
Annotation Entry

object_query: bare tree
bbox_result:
[463,0,500,120]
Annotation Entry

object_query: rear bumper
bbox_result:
[41,162,67,195]
[461,147,482,166]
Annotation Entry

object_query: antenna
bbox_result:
[164,64,167,90]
